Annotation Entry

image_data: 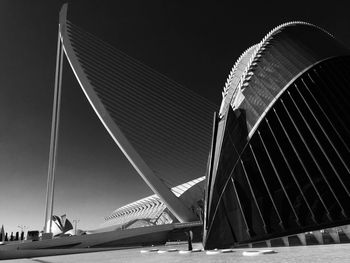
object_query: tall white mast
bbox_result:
[44,22,63,235]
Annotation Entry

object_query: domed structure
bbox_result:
[204,22,350,249]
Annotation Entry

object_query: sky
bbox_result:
[0,0,349,234]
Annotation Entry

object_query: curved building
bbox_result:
[204,22,350,249]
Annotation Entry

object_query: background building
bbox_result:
[99,177,205,232]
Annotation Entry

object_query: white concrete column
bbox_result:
[297,233,307,246]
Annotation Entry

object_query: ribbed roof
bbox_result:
[104,176,205,224]
[220,22,335,116]
[219,21,348,137]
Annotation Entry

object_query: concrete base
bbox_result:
[251,241,268,248]
[41,233,53,240]
[287,235,303,246]
[270,237,285,247]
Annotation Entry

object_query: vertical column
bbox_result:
[44,26,63,234]
[340,225,350,240]
[297,233,307,246]
[327,228,340,243]
[282,236,289,246]
[313,230,324,244]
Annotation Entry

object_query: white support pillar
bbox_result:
[282,236,289,246]
[328,228,340,243]
[340,225,350,240]
[266,240,271,247]
[44,24,63,235]
[313,230,324,244]
[297,233,307,246]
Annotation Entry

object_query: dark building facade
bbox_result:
[203,22,350,249]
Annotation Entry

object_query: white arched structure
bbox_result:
[44,3,217,232]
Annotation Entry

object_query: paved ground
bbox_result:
[1,243,350,262]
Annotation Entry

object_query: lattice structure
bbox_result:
[103,177,205,229]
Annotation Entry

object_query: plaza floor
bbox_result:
[1,242,350,262]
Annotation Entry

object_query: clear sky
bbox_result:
[0,0,349,234]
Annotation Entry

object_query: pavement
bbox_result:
[2,243,350,263]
